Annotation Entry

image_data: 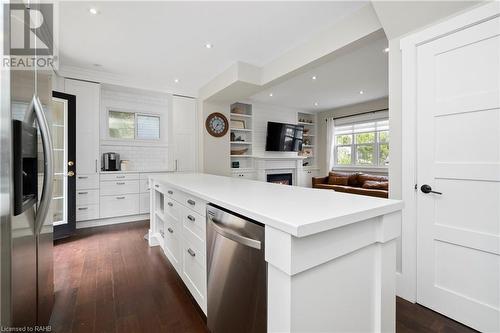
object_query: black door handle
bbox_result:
[421,184,442,195]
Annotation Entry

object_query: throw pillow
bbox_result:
[362,180,389,190]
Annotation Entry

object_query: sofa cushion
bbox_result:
[362,180,389,190]
[328,171,360,186]
[314,184,336,190]
[358,173,388,186]
[328,175,349,186]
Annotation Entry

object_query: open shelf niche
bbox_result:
[230,102,254,170]
[298,112,317,168]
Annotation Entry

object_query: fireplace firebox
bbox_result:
[267,173,293,186]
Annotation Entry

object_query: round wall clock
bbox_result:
[205,112,229,137]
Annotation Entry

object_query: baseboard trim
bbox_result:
[76,214,150,229]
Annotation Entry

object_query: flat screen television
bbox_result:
[265,121,304,152]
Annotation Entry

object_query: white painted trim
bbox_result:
[76,213,149,229]
[398,1,500,302]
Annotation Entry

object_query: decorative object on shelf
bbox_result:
[230,132,236,141]
[231,119,246,129]
[230,148,248,155]
[303,128,310,134]
[303,161,310,167]
[301,148,313,157]
[235,136,244,142]
[206,112,229,137]
[232,161,240,168]
[120,160,130,171]
[304,138,311,145]
[230,102,251,115]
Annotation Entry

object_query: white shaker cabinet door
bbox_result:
[172,96,196,172]
[64,79,100,175]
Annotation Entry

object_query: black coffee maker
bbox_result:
[102,152,120,171]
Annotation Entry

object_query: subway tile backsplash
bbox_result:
[100,145,170,171]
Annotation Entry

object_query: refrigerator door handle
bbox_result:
[25,95,54,235]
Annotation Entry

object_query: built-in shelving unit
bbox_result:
[230,103,254,170]
[298,112,317,168]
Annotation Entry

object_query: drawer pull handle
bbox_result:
[187,199,195,206]
[187,248,196,257]
[116,196,126,199]
[168,202,173,207]
[116,176,125,178]
[167,227,173,233]
[78,176,88,179]
[187,215,195,222]
[116,182,125,185]
[167,190,173,195]
[78,191,88,195]
[78,207,88,211]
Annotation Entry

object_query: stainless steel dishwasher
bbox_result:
[206,204,267,333]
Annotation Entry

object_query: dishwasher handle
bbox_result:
[209,216,262,250]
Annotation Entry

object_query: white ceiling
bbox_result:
[59,1,368,95]
[248,33,389,112]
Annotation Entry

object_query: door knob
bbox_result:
[68,161,74,166]
[420,184,442,195]
[67,171,75,177]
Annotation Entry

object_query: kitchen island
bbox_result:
[148,173,403,332]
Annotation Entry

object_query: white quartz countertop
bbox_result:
[100,170,172,174]
[152,173,403,237]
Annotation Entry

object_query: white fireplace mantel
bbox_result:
[253,156,306,185]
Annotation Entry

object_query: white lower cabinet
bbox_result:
[100,194,140,218]
[231,170,256,180]
[76,204,99,221]
[150,182,207,313]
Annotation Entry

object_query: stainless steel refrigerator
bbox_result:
[1,5,55,328]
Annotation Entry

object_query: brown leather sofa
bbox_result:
[312,171,389,198]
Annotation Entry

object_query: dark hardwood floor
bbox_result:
[50,221,477,333]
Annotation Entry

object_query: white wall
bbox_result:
[317,97,389,176]
[99,84,172,171]
[251,102,304,158]
[203,101,231,176]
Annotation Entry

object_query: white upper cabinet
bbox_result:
[172,96,197,172]
[64,79,101,175]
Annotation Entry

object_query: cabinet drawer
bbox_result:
[139,193,150,214]
[165,197,181,221]
[76,189,99,205]
[140,178,149,193]
[232,171,256,180]
[100,194,140,218]
[182,237,206,309]
[100,173,139,181]
[164,220,181,270]
[76,204,99,221]
[100,180,139,196]
[182,209,205,244]
[178,193,207,217]
[76,174,99,189]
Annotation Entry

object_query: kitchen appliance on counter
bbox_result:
[206,204,267,333]
[102,152,120,171]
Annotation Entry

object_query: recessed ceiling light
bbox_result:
[93,63,102,68]
[359,90,364,95]
[312,76,317,80]
[205,43,213,49]
[174,78,179,83]
[269,93,273,97]
[89,8,99,15]
[383,47,390,53]
[313,102,319,106]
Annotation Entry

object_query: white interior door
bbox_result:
[172,96,196,172]
[416,16,500,332]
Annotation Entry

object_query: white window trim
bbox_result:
[333,123,389,170]
[105,107,161,142]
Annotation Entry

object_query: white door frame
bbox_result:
[398,1,500,302]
